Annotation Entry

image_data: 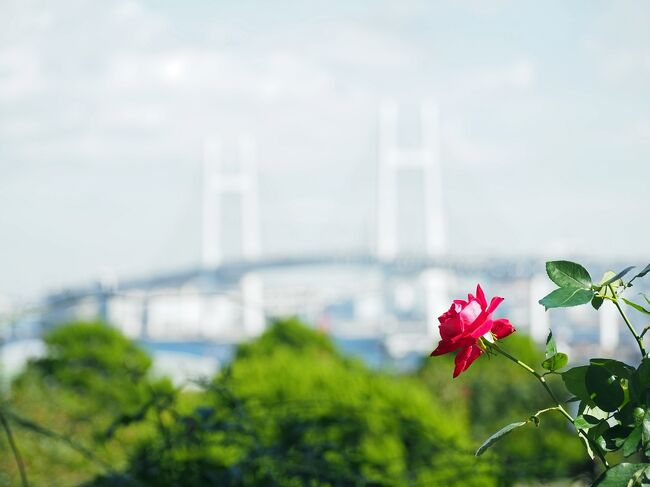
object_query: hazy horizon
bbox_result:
[1,0,649,298]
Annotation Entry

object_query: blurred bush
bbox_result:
[0,319,591,486]
[3,321,171,485]
[90,318,495,486]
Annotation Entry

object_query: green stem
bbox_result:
[0,408,29,487]
[486,342,610,468]
[609,285,647,357]
[532,406,561,419]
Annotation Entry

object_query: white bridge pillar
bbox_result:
[377,100,446,260]
[376,99,447,335]
[202,135,261,267]
[600,300,620,352]
[202,135,265,337]
[422,269,450,340]
[529,274,552,343]
[241,273,265,337]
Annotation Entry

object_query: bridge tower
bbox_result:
[599,300,620,352]
[377,99,446,260]
[202,135,265,337]
[202,135,261,267]
[376,100,448,339]
[528,274,552,343]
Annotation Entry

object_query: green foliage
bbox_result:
[591,463,647,487]
[584,365,624,412]
[542,353,568,372]
[90,319,496,486]
[235,316,337,360]
[622,298,650,316]
[542,331,568,372]
[600,267,635,288]
[3,321,165,486]
[6,307,633,486]
[546,260,593,289]
[539,287,594,309]
[15,321,153,411]
[475,421,528,457]
[417,333,588,483]
[539,262,650,483]
[562,366,591,404]
[539,261,595,309]
[629,264,650,285]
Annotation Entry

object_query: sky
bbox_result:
[0,0,649,298]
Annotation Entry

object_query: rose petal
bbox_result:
[475,284,488,308]
[438,302,460,324]
[453,344,483,378]
[491,318,515,339]
[430,339,458,356]
[459,300,482,327]
[466,291,505,338]
[440,314,464,340]
[469,318,494,339]
[485,296,504,315]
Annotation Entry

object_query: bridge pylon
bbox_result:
[202,135,265,337]
[376,100,448,338]
[202,135,261,268]
[599,300,620,352]
[376,99,445,260]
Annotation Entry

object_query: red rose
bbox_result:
[430,284,515,377]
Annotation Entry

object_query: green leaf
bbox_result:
[539,287,594,310]
[637,463,650,485]
[583,404,611,422]
[623,424,642,457]
[592,295,604,310]
[636,359,650,389]
[588,420,611,451]
[542,332,567,372]
[574,414,601,429]
[592,463,646,487]
[585,364,624,412]
[545,331,557,358]
[630,359,650,402]
[542,352,568,371]
[642,409,650,455]
[599,266,635,288]
[623,298,650,316]
[475,421,528,456]
[629,263,650,285]
[590,358,634,380]
[546,260,592,289]
[562,366,591,403]
[602,424,633,451]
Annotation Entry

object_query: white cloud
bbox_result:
[305,22,419,70]
[112,0,145,21]
[580,2,650,83]
[0,46,44,100]
[445,59,536,101]
[442,118,520,167]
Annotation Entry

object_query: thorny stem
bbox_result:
[486,341,610,469]
[0,407,29,487]
[608,284,647,358]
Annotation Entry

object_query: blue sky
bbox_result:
[1,0,649,297]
